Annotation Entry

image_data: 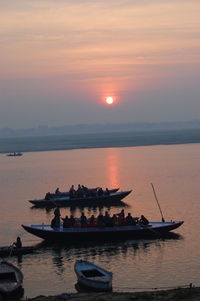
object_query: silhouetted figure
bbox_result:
[97,210,104,226]
[98,188,103,197]
[77,184,83,198]
[89,215,95,227]
[69,185,75,198]
[13,237,22,248]
[51,207,61,228]
[69,215,75,227]
[62,215,69,228]
[104,211,111,226]
[80,212,87,227]
[82,185,88,197]
[126,213,133,225]
[111,214,117,226]
[45,192,51,200]
[140,215,149,226]
[105,188,110,196]
[119,209,125,218]
[55,187,60,194]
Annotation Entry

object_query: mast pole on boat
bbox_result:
[151,183,165,222]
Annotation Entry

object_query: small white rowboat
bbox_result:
[0,261,23,295]
[74,260,112,291]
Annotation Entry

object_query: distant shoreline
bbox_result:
[0,128,200,153]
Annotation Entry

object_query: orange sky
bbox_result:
[0,1,200,127]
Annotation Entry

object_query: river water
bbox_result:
[0,144,199,297]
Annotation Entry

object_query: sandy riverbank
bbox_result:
[25,287,200,301]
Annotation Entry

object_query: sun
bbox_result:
[106,96,114,105]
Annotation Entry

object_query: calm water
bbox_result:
[0,144,200,297]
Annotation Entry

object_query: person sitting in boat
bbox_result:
[45,192,51,200]
[51,207,61,228]
[111,214,117,226]
[69,215,75,227]
[77,184,83,198]
[69,185,75,198]
[98,187,103,197]
[105,188,110,196]
[89,215,95,227]
[80,212,87,227]
[97,210,104,226]
[13,236,22,249]
[126,213,134,225]
[104,211,111,226]
[119,209,125,218]
[62,215,70,228]
[82,185,88,197]
[140,215,149,226]
[55,187,60,194]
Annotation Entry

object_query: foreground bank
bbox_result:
[25,287,200,301]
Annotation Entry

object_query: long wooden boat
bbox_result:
[74,260,112,291]
[22,220,184,241]
[0,246,36,257]
[39,188,119,199]
[0,261,23,295]
[29,190,131,208]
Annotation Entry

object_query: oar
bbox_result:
[9,244,15,257]
[151,183,165,222]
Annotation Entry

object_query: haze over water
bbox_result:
[0,143,200,297]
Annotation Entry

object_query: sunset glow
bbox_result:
[106,97,114,105]
[0,1,200,127]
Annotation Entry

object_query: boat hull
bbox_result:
[41,188,119,199]
[0,261,23,295]
[0,246,35,257]
[76,278,112,292]
[22,221,184,242]
[74,260,112,292]
[29,190,131,208]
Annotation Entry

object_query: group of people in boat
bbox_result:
[45,185,111,200]
[49,185,110,199]
[68,185,110,198]
[51,208,149,229]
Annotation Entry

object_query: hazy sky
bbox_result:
[0,0,200,128]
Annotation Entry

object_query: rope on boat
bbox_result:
[115,283,194,292]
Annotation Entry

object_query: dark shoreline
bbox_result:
[24,286,200,301]
[1,129,200,153]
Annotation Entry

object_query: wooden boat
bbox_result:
[0,246,35,257]
[6,152,23,157]
[40,188,119,199]
[22,220,184,241]
[74,260,112,291]
[29,190,131,208]
[0,261,23,295]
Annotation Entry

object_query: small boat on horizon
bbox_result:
[6,152,23,157]
[0,260,23,295]
[74,260,112,291]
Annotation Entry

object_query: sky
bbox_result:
[0,0,200,128]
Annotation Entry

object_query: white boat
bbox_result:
[0,261,23,295]
[74,260,112,291]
